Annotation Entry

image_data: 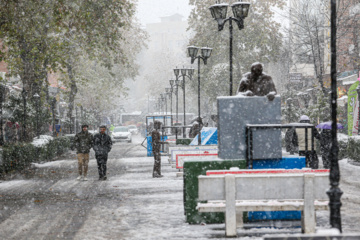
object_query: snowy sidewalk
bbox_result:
[1,139,360,239]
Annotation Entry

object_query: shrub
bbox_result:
[347,137,360,162]
[0,136,71,176]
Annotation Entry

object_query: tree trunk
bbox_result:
[67,60,77,134]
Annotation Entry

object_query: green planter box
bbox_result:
[176,138,192,145]
[183,159,247,224]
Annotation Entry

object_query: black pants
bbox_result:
[299,151,318,169]
[153,148,161,177]
[96,155,108,178]
[322,152,330,169]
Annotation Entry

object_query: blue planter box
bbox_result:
[248,156,306,221]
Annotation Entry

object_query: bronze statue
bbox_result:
[151,121,163,178]
[237,62,277,101]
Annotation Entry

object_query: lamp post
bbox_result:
[174,67,195,138]
[33,93,40,139]
[169,80,175,121]
[327,0,342,232]
[0,84,5,145]
[209,1,251,96]
[175,79,182,126]
[187,46,212,145]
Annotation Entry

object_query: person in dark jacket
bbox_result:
[189,117,203,138]
[285,127,298,155]
[152,121,163,178]
[319,129,332,169]
[93,125,112,180]
[74,124,94,181]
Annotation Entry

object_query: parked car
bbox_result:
[127,125,139,135]
[111,126,132,143]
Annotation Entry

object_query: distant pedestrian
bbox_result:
[74,124,94,181]
[295,115,320,168]
[93,125,113,180]
[319,129,332,169]
[152,121,163,178]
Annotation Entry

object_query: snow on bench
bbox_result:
[167,146,218,168]
[197,169,330,237]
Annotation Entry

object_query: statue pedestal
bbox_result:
[217,95,282,160]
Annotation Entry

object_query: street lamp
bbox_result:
[174,67,195,138]
[33,93,40,139]
[327,0,342,232]
[169,80,175,121]
[209,0,251,96]
[187,46,212,145]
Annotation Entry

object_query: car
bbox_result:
[127,125,139,135]
[111,126,132,143]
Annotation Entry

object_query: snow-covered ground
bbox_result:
[0,136,360,239]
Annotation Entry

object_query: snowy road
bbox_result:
[0,135,360,239]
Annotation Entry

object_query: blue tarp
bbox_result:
[189,127,218,145]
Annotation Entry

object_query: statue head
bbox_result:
[251,62,263,76]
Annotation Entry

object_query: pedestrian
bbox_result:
[189,117,203,138]
[93,125,113,180]
[285,127,298,155]
[319,129,332,169]
[152,121,163,178]
[295,115,320,169]
[74,124,94,181]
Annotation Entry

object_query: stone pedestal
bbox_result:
[217,96,281,160]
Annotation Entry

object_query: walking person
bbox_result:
[93,125,112,180]
[74,124,94,181]
[152,121,163,178]
[319,129,332,169]
[295,115,320,169]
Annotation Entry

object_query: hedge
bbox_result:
[0,136,71,175]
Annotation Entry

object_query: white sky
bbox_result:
[136,0,193,25]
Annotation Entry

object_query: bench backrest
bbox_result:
[198,173,329,201]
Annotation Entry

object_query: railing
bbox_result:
[245,123,316,169]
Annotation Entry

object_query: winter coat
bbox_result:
[320,129,332,154]
[93,133,112,157]
[295,127,320,151]
[285,128,298,153]
[151,129,161,151]
[189,121,202,138]
[74,130,94,154]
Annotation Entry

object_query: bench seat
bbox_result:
[197,199,329,212]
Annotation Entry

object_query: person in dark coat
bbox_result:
[319,129,332,169]
[74,124,94,181]
[93,125,112,180]
[285,127,298,155]
[189,117,203,138]
[152,121,163,178]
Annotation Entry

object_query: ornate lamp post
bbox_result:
[209,1,251,96]
[327,0,342,232]
[166,87,172,117]
[187,46,212,145]
[169,80,175,121]
[33,93,40,139]
[174,67,195,138]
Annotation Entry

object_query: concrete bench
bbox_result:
[197,169,330,237]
